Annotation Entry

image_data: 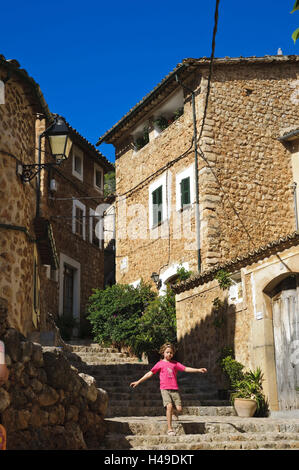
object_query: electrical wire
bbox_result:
[115,0,253,263]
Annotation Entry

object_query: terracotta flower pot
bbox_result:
[234,398,257,417]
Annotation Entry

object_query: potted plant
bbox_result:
[134,127,149,151]
[217,348,244,400]
[154,116,168,131]
[231,367,269,417]
[218,350,269,416]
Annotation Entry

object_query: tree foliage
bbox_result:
[87,282,155,350]
[291,0,299,43]
[87,281,177,358]
[104,171,116,197]
[133,287,177,358]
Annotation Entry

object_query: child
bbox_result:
[130,343,207,435]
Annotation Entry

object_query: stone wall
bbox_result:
[113,60,299,287]
[199,62,298,263]
[175,278,249,388]
[0,298,108,450]
[0,66,39,336]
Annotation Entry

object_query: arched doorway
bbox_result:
[270,275,299,410]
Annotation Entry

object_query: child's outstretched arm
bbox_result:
[184,367,207,373]
[130,371,153,388]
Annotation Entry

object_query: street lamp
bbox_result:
[16,115,72,218]
[17,115,72,183]
[46,115,72,164]
[151,272,161,289]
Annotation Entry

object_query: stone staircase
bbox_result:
[65,341,299,450]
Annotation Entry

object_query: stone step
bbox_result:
[106,405,236,418]
[104,415,299,436]
[74,363,150,374]
[101,431,299,450]
[70,345,120,353]
[105,391,224,402]
[74,351,132,358]
[76,361,142,366]
[133,439,299,450]
[107,398,230,408]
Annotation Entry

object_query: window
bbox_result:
[94,164,103,191]
[72,199,86,239]
[72,147,84,181]
[153,89,184,137]
[180,177,191,207]
[152,185,163,227]
[149,173,169,229]
[176,165,195,211]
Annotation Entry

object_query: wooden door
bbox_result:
[272,276,299,410]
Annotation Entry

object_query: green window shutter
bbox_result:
[152,185,163,226]
[180,177,190,207]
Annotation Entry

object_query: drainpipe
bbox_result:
[175,74,201,273]
[292,182,299,231]
[36,131,43,218]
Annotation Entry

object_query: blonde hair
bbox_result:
[159,343,176,357]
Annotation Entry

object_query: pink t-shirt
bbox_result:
[151,360,186,390]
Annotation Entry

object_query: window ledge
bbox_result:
[177,204,192,213]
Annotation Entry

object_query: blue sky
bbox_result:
[0,0,298,162]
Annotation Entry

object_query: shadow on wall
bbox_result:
[176,297,237,390]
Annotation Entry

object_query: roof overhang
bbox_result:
[97,55,299,147]
[0,54,51,120]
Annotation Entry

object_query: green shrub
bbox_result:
[87,282,156,350]
[133,286,177,358]
[87,281,177,359]
[215,269,232,290]
[220,354,245,389]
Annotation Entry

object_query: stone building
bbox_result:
[0,55,52,337]
[0,55,113,340]
[97,55,299,411]
[37,117,114,340]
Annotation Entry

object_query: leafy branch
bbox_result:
[291,0,299,43]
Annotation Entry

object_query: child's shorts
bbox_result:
[161,389,182,408]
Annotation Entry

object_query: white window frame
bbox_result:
[176,164,195,211]
[72,199,86,240]
[148,172,171,229]
[58,253,81,324]
[89,208,102,248]
[228,272,243,304]
[72,147,84,181]
[94,164,104,192]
